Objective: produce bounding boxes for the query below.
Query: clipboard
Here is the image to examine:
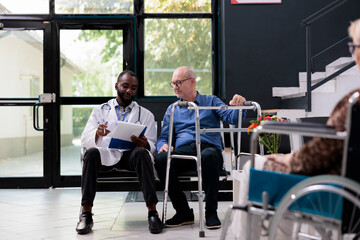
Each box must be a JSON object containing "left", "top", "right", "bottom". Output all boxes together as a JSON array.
[{"left": 108, "top": 121, "right": 147, "bottom": 150}]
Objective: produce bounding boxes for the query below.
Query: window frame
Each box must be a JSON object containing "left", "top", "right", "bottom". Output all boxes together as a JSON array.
[
  {"left": 135, "top": 0, "right": 220, "bottom": 98},
  {"left": 0, "top": 0, "right": 220, "bottom": 188}
]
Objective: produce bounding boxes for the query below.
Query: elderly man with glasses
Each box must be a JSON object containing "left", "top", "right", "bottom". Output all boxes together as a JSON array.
[{"left": 154, "top": 66, "right": 246, "bottom": 229}]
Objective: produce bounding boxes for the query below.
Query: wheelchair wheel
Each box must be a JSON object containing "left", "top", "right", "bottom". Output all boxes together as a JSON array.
[{"left": 268, "top": 175, "right": 360, "bottom": 240}]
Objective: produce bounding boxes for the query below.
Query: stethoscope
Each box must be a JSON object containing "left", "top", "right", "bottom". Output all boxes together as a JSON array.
[{"left": 100, "top": 103, "right": 142, "bottom": 124}]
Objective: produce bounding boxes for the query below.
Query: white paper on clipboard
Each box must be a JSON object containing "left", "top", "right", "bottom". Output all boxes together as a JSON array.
[{"left": 108, "top": 121, "right": 147, "bottom": 150}]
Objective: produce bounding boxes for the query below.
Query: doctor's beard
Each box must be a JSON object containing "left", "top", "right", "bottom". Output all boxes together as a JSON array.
[{"left": 117, "top": 89, "right": 134, "bottom": 106}]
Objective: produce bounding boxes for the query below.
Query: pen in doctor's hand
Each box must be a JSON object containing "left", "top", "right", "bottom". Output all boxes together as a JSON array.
[
  {"left": 97, "top": 121, "right": 108, "bottom": 136},
  {"left": 102, "top": 119, "right": 107, "bottom": 134}
]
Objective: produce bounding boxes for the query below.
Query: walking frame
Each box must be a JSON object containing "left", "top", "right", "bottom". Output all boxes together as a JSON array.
[{"left": 161, "top": 100, "right": 262, "bottom": 237}]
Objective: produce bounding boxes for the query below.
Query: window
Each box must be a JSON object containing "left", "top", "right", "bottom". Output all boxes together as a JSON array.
[
  {"left": 55, "top": 0, "right": 133, "bottom": 14},
  {"left": 0, "top": 0, "right": 48, "bottom": 14},
  {"left": 144, "top": 18, "right": 212, "bottom": 96},
  {"left": 60, "top": 105, "right": 94, "bottom": 176},
  {"left": 0, "top": 30, "right": 43, "bottom": 98},
  {"left": 145, "top": 0, "right": 211, "bottom": 13},
  {"left": 0, "top": 0, "right": 218, "bottom": 187},
  {"left": 60, "top": 29, "right": 123, "bottom": 97},
  {"left": 143, "top": 0, "right": 213, "bottom": 96}
]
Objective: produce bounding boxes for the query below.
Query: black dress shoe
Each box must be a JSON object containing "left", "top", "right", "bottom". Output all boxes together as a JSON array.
[
  {"left": 165, "top": 208, "right": 194, "bottom": 227},
  {"left": 76, "top": 212, "right": 94, "bottom": 234},
  {"left": 148, "top": 211, "right": 163, "bottom": 234},
  {"left": 205, "top": 211, "right": 221, "bottom": 229}
]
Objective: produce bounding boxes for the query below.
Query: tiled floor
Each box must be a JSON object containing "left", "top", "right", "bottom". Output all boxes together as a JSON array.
[{"left": 0, "top": 188, "right": 235, "bottom": 240}]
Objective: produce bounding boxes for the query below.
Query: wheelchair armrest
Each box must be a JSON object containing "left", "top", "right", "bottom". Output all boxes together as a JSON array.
[
  {"left": 250, "top": 121, "right": 346, "bottom": 167},
  {"left": 260, "top": 121, "right": 337, "bottom": 136}
]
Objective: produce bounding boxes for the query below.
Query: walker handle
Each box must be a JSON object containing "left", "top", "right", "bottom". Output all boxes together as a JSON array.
[
  {"left": 177, "top": 101, "right": 189, "bottom": 107},
  {"left": 243, "top": 101, "right": 253, "bottom": 106}
]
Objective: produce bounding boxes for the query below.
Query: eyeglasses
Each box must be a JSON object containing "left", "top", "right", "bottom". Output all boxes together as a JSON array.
[
  {"left": 348, "top": 42, "right": 360, "bottom": 55},
  {"left": 169, "top": 77, "right": 192, "bottom": 88}
]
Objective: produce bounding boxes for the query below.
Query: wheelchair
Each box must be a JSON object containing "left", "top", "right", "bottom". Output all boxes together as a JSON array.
[{"left": 220, "top": 92, "right": 360, "bottom": 240}]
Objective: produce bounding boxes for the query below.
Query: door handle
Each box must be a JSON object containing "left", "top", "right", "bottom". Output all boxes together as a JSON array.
[
  {"left": 33, "top": 103, "right": 46, "bottom": 131},
  {"left": 32, "top": 93, "right": 56, "bottom": 131}
]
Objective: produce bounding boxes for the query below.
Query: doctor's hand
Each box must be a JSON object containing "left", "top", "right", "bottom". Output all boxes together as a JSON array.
[
  {"left": 131, "top": 135, "right": 150, "bottom": 150},
  {"left": 229, "top": 94, "right": 246, "bottom": 106},
  {"left": 158, "top": 144, "right": 174, "bottom": 153},
  {"left": 97, "top": 123, "right": 110, "bottom": 137}
]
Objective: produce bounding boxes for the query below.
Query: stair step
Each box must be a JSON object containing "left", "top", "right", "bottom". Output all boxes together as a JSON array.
[
  {"left": 327, "top": 57, "right": 353, "bottom": 67},
  {"left": 298, "top": 72, "right": 326, "bottom": 82},
  {"left": 280, "top": 92, "right": 305, "bottom": 100},
  {"left": 272, "top": 87, "right": 300, "bottom": 97},
  {"left": 326, "top": 57, "right": 357, "bottom": 75},
  {"left": 273, "top": 56, "right": 359, "bottom": 115},
  {"left": 299, "top": 77, "right": 335, "bottom": 93}
]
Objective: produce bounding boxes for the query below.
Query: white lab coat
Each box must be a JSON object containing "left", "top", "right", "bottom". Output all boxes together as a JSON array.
[{"left": 81, "top": 99, "right": 157, "bottom": 166}]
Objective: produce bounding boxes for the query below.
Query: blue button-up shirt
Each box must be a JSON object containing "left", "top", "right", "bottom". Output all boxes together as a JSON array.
[{"left": 156, "top": 92, "right": 247, "bottom": 152}]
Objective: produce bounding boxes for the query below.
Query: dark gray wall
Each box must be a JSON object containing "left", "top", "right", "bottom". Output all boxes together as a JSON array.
[{"left": 223, "top": 0, "right": 360, "bottom": 109}]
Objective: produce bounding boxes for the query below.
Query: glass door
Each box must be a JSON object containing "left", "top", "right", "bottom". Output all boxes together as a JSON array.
[
  {"left": 0, "top": 21, "right": 53, "bottom": 187},
  {"left": 54, "top": 19, "right": 134, "bottom": 187}
]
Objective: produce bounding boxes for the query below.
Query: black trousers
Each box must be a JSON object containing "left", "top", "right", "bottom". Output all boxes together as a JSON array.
[
  {"left": 154, "top": 142, "right": 223, "bottom": 214},
  {"left": 81, "top": 147, "right": 158, "bottom": 207}
]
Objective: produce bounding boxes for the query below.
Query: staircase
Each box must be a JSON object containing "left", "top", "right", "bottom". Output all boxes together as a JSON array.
[
  {"left": 273, "top": 57, "right": 360, "bottom": 120},
  {"left": 271, "top": 0, "right": 359, "bottom": 120}
]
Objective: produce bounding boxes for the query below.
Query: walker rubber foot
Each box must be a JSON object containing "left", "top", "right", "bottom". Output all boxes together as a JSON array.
[{"left": 199, "top": 231, "right": 205, "bottom": 237}]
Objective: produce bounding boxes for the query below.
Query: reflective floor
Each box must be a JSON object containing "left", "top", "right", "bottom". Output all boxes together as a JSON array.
[{"left": 0, "top": 188, "right": 235, "bottom": 240}]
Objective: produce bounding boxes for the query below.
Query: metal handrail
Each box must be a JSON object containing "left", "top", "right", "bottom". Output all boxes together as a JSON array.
[
  {"left": 302, "top": 0, "right": 351, "bottom": 112},
  {"left": 311, "top": 36, "right": 350, "bottom": 61},
  {"left": 302, "top": 0, "right": 349, "bottom": 26},
  {"left": 310, "top": 61, "right": 356, "bottom": 92}
]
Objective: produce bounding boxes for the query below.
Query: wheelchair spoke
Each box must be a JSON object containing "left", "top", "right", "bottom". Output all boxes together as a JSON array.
[
  {"left": 268, "top": 176, "right": 360, "bottom": 240},
  {"left": 293, "top": 200, "right": 301, "bottom": 212},
  {"left": 331, "top": 194, "right": 342, "bottom": 219},
  {"left": 316, "top": 192, "right": 324, "bottom": 216},
  {"left": 349, "top": 204, "right": 360, "bottom": 234},
  {"left": 306, "top": 193, "right": 321, "bottom": 215}
]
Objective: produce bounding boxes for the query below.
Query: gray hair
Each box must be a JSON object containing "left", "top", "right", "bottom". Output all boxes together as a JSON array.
[{"left": 349, "top": 19, "right": 360, "bottom": 45}]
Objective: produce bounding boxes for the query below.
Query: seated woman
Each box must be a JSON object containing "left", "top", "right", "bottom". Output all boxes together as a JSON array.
[{"left": 234, "top": 18, "right": 360, "bottom": 239}]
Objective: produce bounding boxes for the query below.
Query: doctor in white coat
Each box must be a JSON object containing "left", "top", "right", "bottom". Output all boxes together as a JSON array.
[{"left": 76, "top": 70, "right": 162, "bottom": 235}]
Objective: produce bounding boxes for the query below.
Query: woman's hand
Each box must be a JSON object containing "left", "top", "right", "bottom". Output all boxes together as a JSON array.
[{"left": 265, "top": 153, "right": 293, "bottom": 169}]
